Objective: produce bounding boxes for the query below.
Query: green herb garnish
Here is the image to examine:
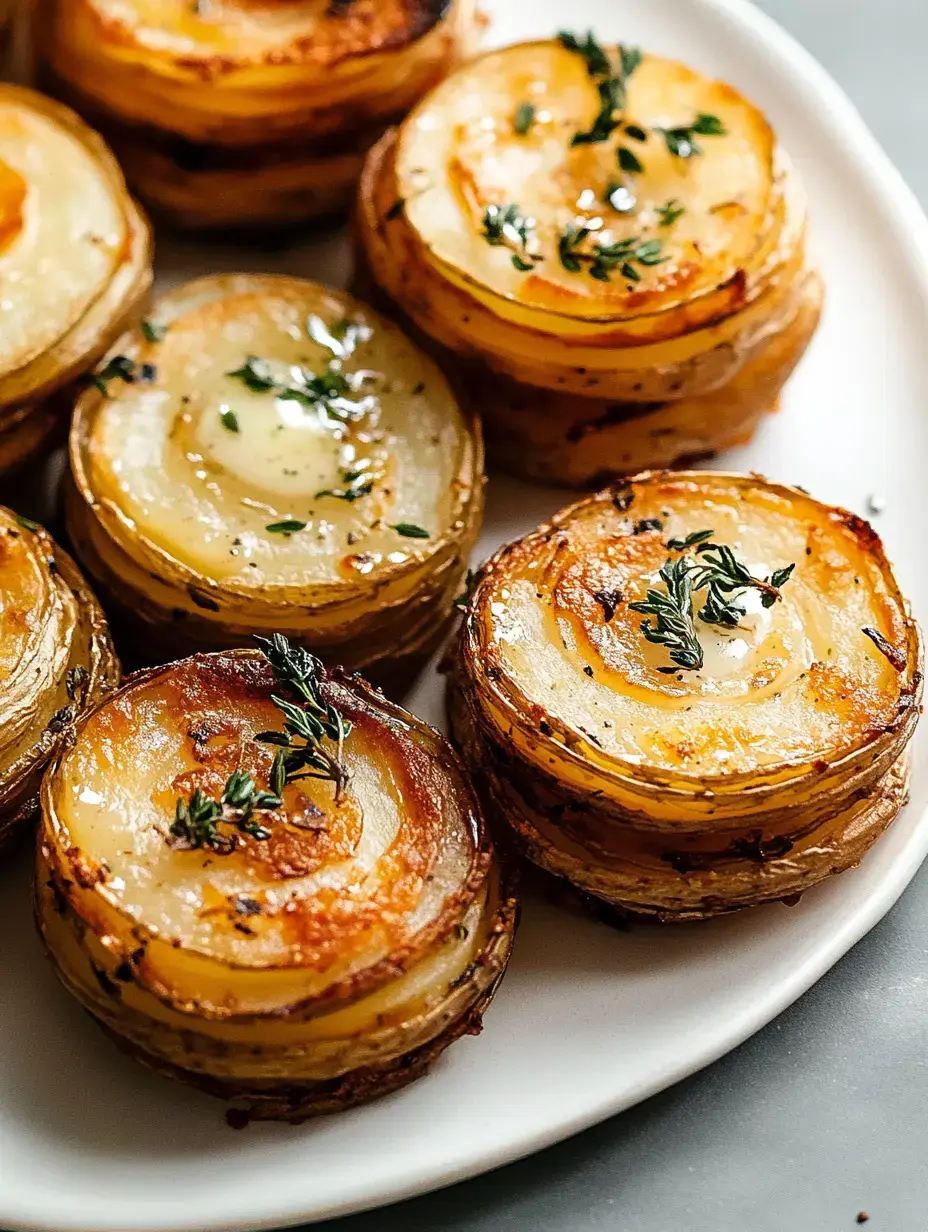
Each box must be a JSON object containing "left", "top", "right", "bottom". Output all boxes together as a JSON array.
[
  {"left": 219, "top": 409, "right": 239, "bottom": 433},
  {"left": 316, "top": 468, "right": 374, "bottom": 503},
  {"left": 558, "top": 224, "right": 665, "bottom": 282},
  {"left": 628, "top": 556, "right": 703, "bottom": 673},
  {"left": 558, "top": 29, "right": 611, "bottom": 77},
  {"left": 141, "top": 320, "right": 167, "bottom": 343},
  {"left": 391, "top": 523, "right": 430, "bottom": 539},
  {"left": 254, "top": 633, "right": 352, "bottom": 801},
  {"left": 454, "top": 568, "right": 478, "bottom": 611},
  {"left": 14, "top": 513, "right": 40, "bottom": 532},
  {"left": 629, "top": 532, "right": 795, "bottom": 670},
  {"left": 91, "top": 355, "right": 137, "bottom": 396},
  {"left": 658, "top": 113, "right": 726, "bottom": 159},
  {"left": 656, "top": 199, "right": 685, "bottom": 227},
  {"left": 481, "top": 204, "right": 541, "bottom": 273},
  {"left": 514, "top": 102, "right": 536, "bottom": 135},
  {"left": 227, "top": 355, "right": 369, "bottom": 425},
  {"left": 265, "top": 520, "right": 307, "bottom": 536},
  {"left": 170, "top": 770, "right": 282, "bottom": 854}
]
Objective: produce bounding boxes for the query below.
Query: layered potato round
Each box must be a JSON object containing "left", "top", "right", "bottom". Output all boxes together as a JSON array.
[
  {"left": 37, "top": 648, "right": 517, "bottom": 1120},
  {"left": 41, "top": 0, "right": 481, "bottom": 230},
  {"left": 356, "top": 37, "right": 823, "bottom": 487},
  {"left": 0, "top": 506, "right": 119, "bottom": 851},
  {"left": 448, "top": 471, "right": 922, "bottom": 921},
  {"left": 0, "top": 86, "right": 152, "bottom": 478},
  {"left": 67, "top": 274, "right": 483, "bottom": 690}
]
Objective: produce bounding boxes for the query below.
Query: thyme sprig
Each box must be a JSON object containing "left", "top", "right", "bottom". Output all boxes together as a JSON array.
[
  {"left": 558, "top": 225, "right": 666, "bottom": 283},
  {"left": 559, "top": 31, "right": 644, "bottom": 176},
  {"left": 689, "top": 542, "right": 794, "bottom": 628},
  {"left": 628, "top": 556, "right": 703, "bottom": 672},
  {"left": 481, "top": 204, "right": 542, "bottom": 272},
  {"left": 657, "top": 113, "right": 727, "bottom": 159},
  {"left": 227, "top": 340, "right": 374, "bottom": 425},
  {"left": 629, "top": 532, "right": 795, "bottom": 671},
  {"left": 170, "top": 769, "right": 282, "bottom": 854},
  {"left": 254, "top": 634, "right": 352, "bottom": 802},
  {"left": 316, "top": 467, "right": 374, "bottom": 503}
]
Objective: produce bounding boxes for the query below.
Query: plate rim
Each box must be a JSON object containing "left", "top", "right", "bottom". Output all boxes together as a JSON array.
[{"left": 4, "top": 0, "right": 928, "bottom": 1228}]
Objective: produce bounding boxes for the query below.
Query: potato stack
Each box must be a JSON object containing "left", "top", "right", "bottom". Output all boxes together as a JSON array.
[
  {"left": 0, "top": 85, "right": 152, "bottom": 477},
  {"left": 356, "top": 37, "right": 823, "bottom": 487},
  {"left": 0, "top": 507, "right": 118, "bottom": 850},
  {"left": 66, "top": 274, "right": 483, "bottom": 690},
  {"left": 40, "top": 0, "right": 481, "bottom": 230},
  {"left": 37, "top": 648, "right": 517, "bottom": 1120},
  {"left": 449, "top": 471, "right": 922, "bottom": 919}
]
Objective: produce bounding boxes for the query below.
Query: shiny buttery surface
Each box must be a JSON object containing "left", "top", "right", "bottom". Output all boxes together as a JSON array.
[
  {"left": 399, "top": 40, "right": 775, "bottom": 318},
  {"left": 480, "top": 474, "right": 908, "bottom": 775},
  {"left": 78, "top": 276, "right": 468, "bottom": 589},
  {"left": 0, "top": 88, "right": 126, "bottom": 374}
]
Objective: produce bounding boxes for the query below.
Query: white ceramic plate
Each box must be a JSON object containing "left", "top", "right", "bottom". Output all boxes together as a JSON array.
[{"left": 3, "top": 0, "right": 928, "bottom": 1228}]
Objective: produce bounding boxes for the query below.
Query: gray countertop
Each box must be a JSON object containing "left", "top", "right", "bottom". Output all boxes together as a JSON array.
[{"left": 307, "top": 4, "right": 928, "bottom": 1231}]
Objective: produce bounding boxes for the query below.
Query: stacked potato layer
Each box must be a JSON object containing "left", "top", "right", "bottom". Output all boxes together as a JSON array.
[
  {"left": 449, "top": 472, "right": 922, "bottom": 919},
  {"left": 0, "top": 507, "right": 118, "bottom": 849},
  {"left": 0, "top": 85, "right": 152, "bottom": 477},
  {"left": 356, "top": 39, "right": 823, "bottom": 487},
  {"left": 41, "top": 0, "right": 480, "bottom": 230},
  {"left": 38, "top": 651, "right": 517, "bottom": 1119},
  {"left": 66, "top": 274, "right": 483, "bottom": 690}
]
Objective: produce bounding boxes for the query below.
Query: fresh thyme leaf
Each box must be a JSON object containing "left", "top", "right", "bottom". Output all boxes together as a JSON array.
[
  {"left": 481, "top": 204, "right": 540, "bottom": 272},
  {"left": 228, "top": 356, "right": 275, "bottom": 393},
  {"left": 391, "top": 522, "right": 430, "bottom": 539},
  {"left": 14, "top": 513, "right": 40, "bottom": 532},
  {"left": 658, "top": 113, "right": 727, "bottom": 159},
  {"left": 629, "top": 555, "right": 703, "bottom": 672},
  {"left": 692, "top": 112, "right": 727, "bottom": 136},
  {"left": 630, "top": 533, "right": 794, "bottom": 669},
  {"left": 266, "top": 520, "right": 307, "bottom": 536},
  {"left": 141, "top": 319, "right": 166, "bottom": 343},
  {"left": 557, "top": 223, "right": 590, "bottom": 273},
  {"left": 227, "top": 353, "right": 370, "bottom": 425},
  {"left": 220, "top": 409, "right": 239, "bottom": 433},
  {"left": 589, "top": 235, "right": 666, "bottom": 283},
  {"left": 316, "top": 468, "right": 374, "bottom": 502},
  {"left": 91, "top": 355, "right": 137, "bottom": 396},
  {"left": 514, "top": 102, "right": 535, "bottom": 135},
  {"left": 255, "top": 633, "right": 352, "bottom": 800},
  {"left": 623, "top": 122, "right": 647, "bottom": 142},
  {"left": 558, "top": 29, "right": 611, "bottom": 77},
  {"left": 571, "top": 76, "right": 626, "bottom": 145},
  {"left": 617, "top": 145, "right": 643, "bottom": 174},
  {"left": 619, "top": 44, "right": 643, "bottom": 78},
  {"left": 667, "top": 528, "right": 714, "bottom": 550},
  {"left": 862, "top": 626, "right": 906, "bottom": 671},
  {"left": 656, "top": 198, "right": 685, "bottom": 227}
]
